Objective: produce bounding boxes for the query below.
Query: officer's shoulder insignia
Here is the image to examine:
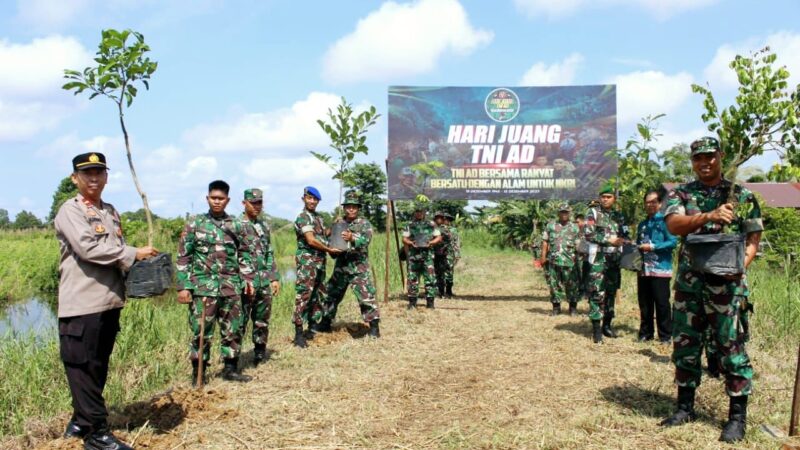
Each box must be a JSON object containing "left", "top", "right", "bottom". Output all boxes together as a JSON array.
[{"left": 95, "top": 224, "right": 106, "bottom": 234}]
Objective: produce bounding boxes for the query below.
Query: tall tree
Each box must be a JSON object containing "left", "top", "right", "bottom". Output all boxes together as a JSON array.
[
  {"left": 13, "top": 210, "right": 43, "bottom": 229},
  {"left": 0, "top": 209, "right": 9, "bottom": 229},
  {"left": 313, "top": 97, "right": 380, "bottom": 208},
  {"left": 48, "top": 176, "right": 78, "bottom": 223},
  {"left": 661, "top": 143, "right": 694, "bottom": 183},
  {"left": 63, "top": 28, "right": 158, "bottom": 245},
  {"left": 343, "top": 162, "right": 387, "bottom": 232}
]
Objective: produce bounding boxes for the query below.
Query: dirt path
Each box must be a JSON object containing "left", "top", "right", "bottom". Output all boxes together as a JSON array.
[{"left": 27, "top": 251, "right": 796, "bottom": 449}]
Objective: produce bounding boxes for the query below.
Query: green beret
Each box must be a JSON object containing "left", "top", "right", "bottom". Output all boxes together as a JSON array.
[{"left": 599, "top": 183, "right": 614, "bottom": 196}]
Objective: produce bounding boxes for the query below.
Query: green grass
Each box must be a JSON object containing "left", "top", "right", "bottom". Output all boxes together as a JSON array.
[{"left": 0, "top": 225, "right": 797, "bottom": 439}]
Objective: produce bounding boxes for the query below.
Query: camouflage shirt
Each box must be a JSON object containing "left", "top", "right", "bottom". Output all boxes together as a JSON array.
[
  {"left": 665, "top": 179, "right": 763, "bottom": 296},
  {"left": 241, "top": 214, "right": 278, "bottom": 288},
  {"left": 434, "top": 224, "right": 453, "bottom": 256},
  {"left": 176, "top": 212, "right": 254, "bottom": 297},
  {"left": 449, "top": 225, "right": 461, "bottom": 260},
  {"left": 403, "top": 219, "right": 441, "bottom": 258},
  {"left": 334, "top": 217, "right": 373, "bottom": 274},
  {"left": 542, "top": 220, "right": 580, "bottom": 267},
  {"left": 294, "top": 209, "right": 327, "bottom": 258},
  {"left": 584, "top": 207, "right": 630, "bottom": 254}
]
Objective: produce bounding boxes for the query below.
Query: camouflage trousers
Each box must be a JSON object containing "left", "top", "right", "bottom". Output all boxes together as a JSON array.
[
  {"left": 407, "top": 252, "right": 436, "bottom": 299},
  {"left": 434, "top": 253, "right": 452, "bottom": 288},
  {"left": 542, "top": 261, "right": 553, "bottom": 301},
  {"left": 322, "top": 266, "right": 380, "bottom": 323},
  {"left": 241, "top": 287, "right": 272, "bottom": 345},
  {"left": 445, "top": 253, "right": 457, "bottom": 283},
  {"left": 587, "top": 253, "right": 621, "bottom": 321},
  {"left": 188, "top": 295, "right": 243, "bottom": 362},
  {"left": 672, "top": 290, "right": 754, "bottom": 396},
  {"left": 547, "top": 262, "right": 579, "bottom": 304},
  {"left": 293, "top": 254, "right": 326, "bottom": 327}
]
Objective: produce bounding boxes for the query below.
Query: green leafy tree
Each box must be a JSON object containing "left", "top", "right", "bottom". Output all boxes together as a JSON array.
[
  {"left": 661, "top": 143, "right": 694, "bottom": 183},
  {"left": 430, "top": 200, "right": 468, "bottom": 222},
  {"left": 121, "top": 208, "right": 161, "bottom": 223},
  {"left": 0, "top": 209, "right": 10, "bottom": 229},
  {"left": 62, "top": 28, "right": 158, "bottom": 245},
  {"left": 692, "top": 47, "right": 800, "bottom": 202},
  {"left": 766, "top": 163, "right": 800, "bottom": 182},
  {"left": 605, "top": 114, "right": 668, "bottom": 225},
  {"left": 13, "top": 210, "right": 43, "bottom": 229},
  {"left": 313, "top": 97, "right": 380, "bottom": 208},
  {"left": 47, "top": 176, "right": 78, "bottom": 223},
  {"left": 343, "top": 162, "right": 387, "bottom": 232}
]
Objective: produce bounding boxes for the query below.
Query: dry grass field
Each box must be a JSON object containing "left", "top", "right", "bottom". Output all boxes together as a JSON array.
[{"left": 8, "top": 248, "right": 799, "bottom": 449}]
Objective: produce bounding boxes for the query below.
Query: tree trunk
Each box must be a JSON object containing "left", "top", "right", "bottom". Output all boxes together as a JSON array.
[{"left": 118, "top": 101, "right": 154, "bottom": 247}]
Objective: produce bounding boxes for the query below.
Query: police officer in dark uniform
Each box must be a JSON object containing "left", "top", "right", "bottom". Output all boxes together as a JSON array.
[{"left": 54, "top": 153, "right": 157, "bottom": 450}]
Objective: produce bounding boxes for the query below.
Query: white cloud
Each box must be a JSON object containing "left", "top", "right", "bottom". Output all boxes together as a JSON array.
[
  {"left": 513, "top": 0, "right": 718, "bottom": 20},
  {"left": 185, "top": 92, "right": 348, "bottom": 153},
  {"left": 519, "top": 53, "right": 583, "bottom": 85},
  {"left": 15, "top": 0, "right": 91, "bottom": 31},
  {"left": 241, "top": 156, "right": 341, "bottom": 218},
  {"left": 181, "top": 156, "right": 218, "bottom": 179},
  {"left": 703, "top": 31, "right": 800, "bottom": 90},
  {"left": 322, "top": 0, "right": 493, "bottom": 84},
  {"left": 0, "top": 35, "right": 92, "bottom": 142},
  {"left": 0, "top": 35, "right": 92, "bottom": 99},
  {"left": 606, "top": 70, "right": 694, "bottom": 125}
]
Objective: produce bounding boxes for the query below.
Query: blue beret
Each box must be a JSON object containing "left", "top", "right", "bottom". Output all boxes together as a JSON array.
[{"left": 304, "top": 186, "right": 321, "bottom": 200}]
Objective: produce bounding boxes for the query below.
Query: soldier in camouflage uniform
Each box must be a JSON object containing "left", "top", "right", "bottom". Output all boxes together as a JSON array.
[
  {"left": 293, "top": 186, "right": 342, "bottom": 348},
  {"left": 574, "top": 213, "right": 590, "bottom": 300},
  {"left": 584, "top": 185, "right": 629, "bottom": 342},
  {"left": 318, "top": 190, "right": 381, "bottom": 337},
  {"left": 239, "top": 188, "right": 280, "bottom": 366},
  {"left": 660, "top": 137, "right": 762, "bottom": 443},
  {"left": 177, "top": 180, "right": 254, "bottom": 383},
  {"left": 539, "top": 203, "right": 581, "bottom": 316},
  {"left": 433, "top": 211, "right": 453, "bottom": 298},
  {"left": 402, "top": 202, "right": 442, "bottom": 309},
  {"left": 444, "top": 212, "right": 461, "bottom": 298}
]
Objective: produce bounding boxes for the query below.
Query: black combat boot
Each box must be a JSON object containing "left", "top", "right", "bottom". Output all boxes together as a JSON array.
[
  {"left": 253, "top": 344, "right": 268, "bottom": 366},
  {"left": 221, "top": 358, "right": 252, "bottom": 382},
  {"left": 719, "top": 396, "right": 748, "bottom": 443},
  {"left": 426, "top": 297, "right": 435, "bottom": 309},
  {"left": 602, "top": 315, "right": 618, "bottom": 338},
  {"left": 191, "top": 360, "right": 208, "bottom": 387},
  {"left": 568, "top": 302, "right": 578, "bottom": 316},
  {"left": 369, "top": 319, "right": 381, "bottom": 338},
  {"left": 407, "top": 296, "right": 417, "bottom": 310},
  {"left": 63, "top": 418, "right": 88, "bottom": 439},
  {"left": 83, "top": 428, "right": 133, "bottom": 450},
  {"left": 592, "top": 320, "right": 603, "bottom": 343},
  {"left": 660, "top": 386, "right": 697, "bottom": 426},
  {"left": 551, "top": 303, "right": 561, "bottom": 316},
  {"left": 445, "top": 281, "right": 454, "bottom": 299},
  {"left": 293, "top": 325, "right": 308, "bottom": 348},
  {"left": 313, "top": 317, "right": 333, "bottom": 333}
]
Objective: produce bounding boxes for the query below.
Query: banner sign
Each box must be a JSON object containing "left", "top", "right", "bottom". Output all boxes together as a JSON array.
[{"left": 387, "top": 85, "right": 617, "bottom": 200}]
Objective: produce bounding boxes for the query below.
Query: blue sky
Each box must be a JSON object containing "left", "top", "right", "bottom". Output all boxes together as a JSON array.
[{"left": 1, "top": 0, "right": 798, "bottom": 221}]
